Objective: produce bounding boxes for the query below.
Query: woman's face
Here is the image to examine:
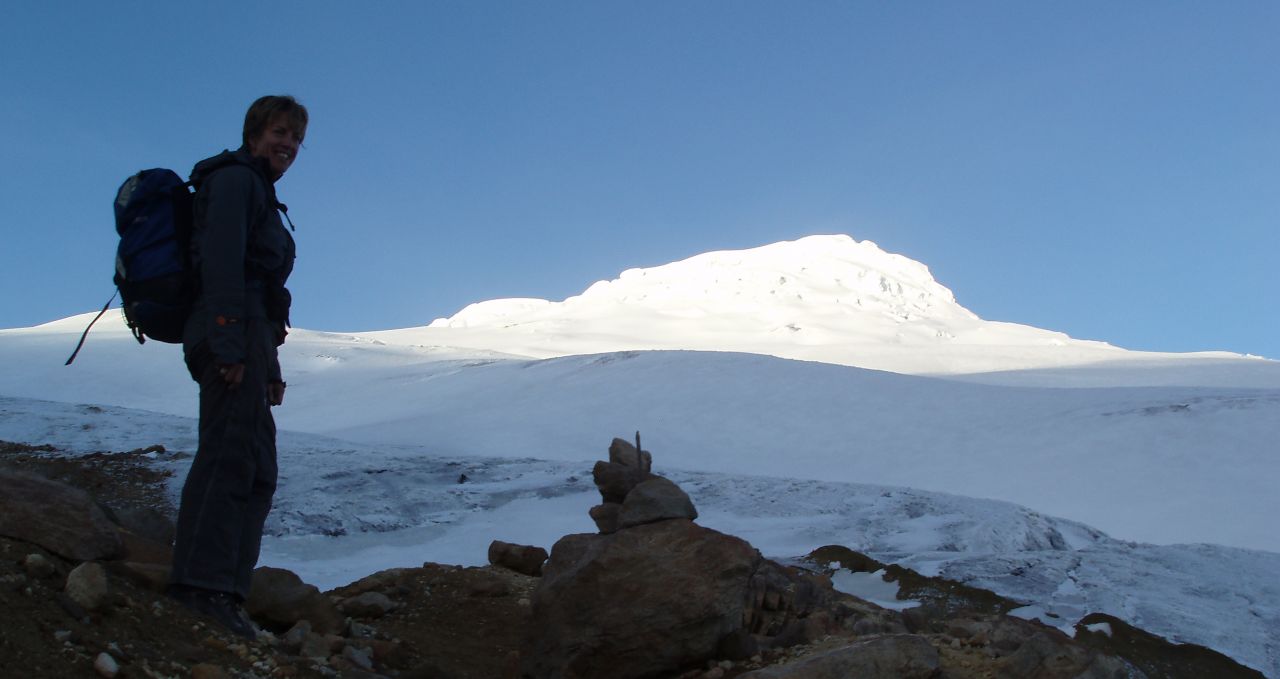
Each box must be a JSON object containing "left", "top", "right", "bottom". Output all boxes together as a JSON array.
[{"left": 248, "top": 114, "right": 303, "bottom": 179}]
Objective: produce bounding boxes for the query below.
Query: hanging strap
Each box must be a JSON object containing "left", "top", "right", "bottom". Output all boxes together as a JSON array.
[
  {"left": 64, "top": 290, "right": 119, "bottom": 366},
  {"left": 278, "top": 202, "right": 296, "bottom": 231}
]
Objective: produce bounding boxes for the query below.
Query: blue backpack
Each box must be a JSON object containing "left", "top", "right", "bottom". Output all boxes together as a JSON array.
[{"left": 65, "top": 168, "right": 196, "bottom": 364}]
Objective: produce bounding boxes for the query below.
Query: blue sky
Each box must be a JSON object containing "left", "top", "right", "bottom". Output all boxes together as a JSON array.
[{"left": 3, "top": 2, "right": 1277, "bottom": 357}]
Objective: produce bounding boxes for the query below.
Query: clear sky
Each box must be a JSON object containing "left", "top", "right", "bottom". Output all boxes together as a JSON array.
[{"left": 3, "top": 2, "right": 1277, "bottom": 358}]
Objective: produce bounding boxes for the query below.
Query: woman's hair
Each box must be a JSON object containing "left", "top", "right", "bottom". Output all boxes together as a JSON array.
[{"left": 242, "top": 95, "right": 308, "bottom": 147}]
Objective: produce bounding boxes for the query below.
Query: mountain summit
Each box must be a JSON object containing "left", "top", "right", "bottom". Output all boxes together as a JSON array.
[
  {"left": 435, "top": 234, "right": 977, "bottom": 330},
  {"left": 394, "top": 234, "right": 1124, "bottom": 374}
]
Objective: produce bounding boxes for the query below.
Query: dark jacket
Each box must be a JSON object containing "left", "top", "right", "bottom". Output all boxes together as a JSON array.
[{"left": 184, "top": 148, "right": 296, "bottom": 381}]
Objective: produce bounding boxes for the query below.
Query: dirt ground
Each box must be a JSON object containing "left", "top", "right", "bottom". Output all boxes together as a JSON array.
[{"left": 0, "top": 441, "right": 537, "bottom": 679}]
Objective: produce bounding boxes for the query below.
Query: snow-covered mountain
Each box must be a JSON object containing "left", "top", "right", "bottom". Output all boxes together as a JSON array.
[
  {"left": 2, "top": 234, "right": 1278, "bottom": 675},
  {"left": 382, "top": 234, "right": 1269, "bottom": 382}
]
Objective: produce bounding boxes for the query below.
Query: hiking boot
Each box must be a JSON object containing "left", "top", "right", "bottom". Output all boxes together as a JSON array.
[{"left": 167, "top": 585, "right": 258, "bottom": 641}]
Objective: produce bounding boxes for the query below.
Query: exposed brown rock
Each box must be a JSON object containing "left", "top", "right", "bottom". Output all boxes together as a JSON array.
[
  {"left": 0, "top": 470, "right": 123, "bottom": 561},
  {"left": 524, "top": 520, "right": 759, "bottom": 679},
  {"left": 65, "top": 561, "right": 111, "bottom": 612},
  {"left": 245, "top": 566, "right": 344, "bottom": 635},
  {"left": 608, "top": 437, "right": 653, "bottom": 472},
  {"left": 617, "top": 476, "right": 698, "bottom": 528},
  {"left": 588, "top": 502, "right": 622, "bottom": 534},
  {"left": 488, "top": 540, "right": 549, "bottom": 577},
  {"left": 592, "top": 460, "right": 653, "bottom": 504}
]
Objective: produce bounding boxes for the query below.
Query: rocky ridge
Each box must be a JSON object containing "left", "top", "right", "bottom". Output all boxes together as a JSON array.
[{"left": 0, "top": 438, "right": 1265, "bottom": 679}]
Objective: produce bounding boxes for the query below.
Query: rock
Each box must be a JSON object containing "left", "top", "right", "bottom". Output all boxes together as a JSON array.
[
  {"left": 592, "top": 461, "right": 652, "bottom": 503},
  {"left": 1075, "top": 612, "right": 1251, "bottom": 679},
  {"left": 107, "top": 561, "right": 169, "bottom": 592},
  {"left": 608, "top": 437, "right": 652, "bottom": 472},
  {"left": 93, "top": 652, "right": 119, "bottom": 678},
  {"left": 65, "top": 561, "right": 111, "bottom": 611},
  {"left": 588, "top": 503, "right": 622, "bottom": 534},
  {"left": 362, "top": 639, "right": 412, "bottom": 669},
  {"left": 488, "top": 540, "right": 549, "bottom": 577},
  {"left": 618, "top": 477, "right": 698, "bottom": 528},
  {"left": 116, "top": 528, "right": 172, "bottom": 566},
  {"left": 524, "top": 519, "right": 760, "bottom": 679},
  {"left": 341, "top": 591, "right": 397, "bottom": 618},
  {"left": 190, "top": 663, "right": 231, "bottom": 679},
  {"left": 342, "top": 568, "right": 413, "bottom": 597},
  {"left": 996, "top": 629, "right": 1110, "bottom": 678},
  {"left": 281, "top": 620, "right": 312, "bottom": 653},
  {"left": 107, "top": 505, "right": 176, "bottom": 545},
  {"left": 718, "top": 629, "right": 760, "bottom": 661},
  {"left": 54, "top": 591, "right": 89, "bottom": 621},
  {"left": 299, "top": 632, "right": 331, "bottom": 659},
  {"left": 737, "top": 634, "right": 940, "bottom": 678},
  {"left": 0, "top": 470, "right": 123, "bottom": 561},
  {"left": 742, "top": 559, "right": 839, "bottom": 640},
  {"left": 343, "top": 644, "right": 375, "bottom": 671},
  {"left": 245, "top": 567, "right": 344, "bottom": 635},
  {"left": 23, "top": 553, "right": 56, "bottom": 579}
]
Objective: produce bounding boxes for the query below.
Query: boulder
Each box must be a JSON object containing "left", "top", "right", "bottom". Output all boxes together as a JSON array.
[
  {"left": 488, "top": 540, "right": 549, "bottom": 577},
  {"left": 524, "top": 519, "right": 760, "bottom": 679},
  {"left": 737, "top": 634, "right": 940, "bottom": 678},
  {"left": 245, "top": 566, "right": 344, "bottom": 634},
  {"left": 617, "top": 477, "right": 698, "bottom": 528},
  {"left": 0, "top": 470, "right": 123, "bottom": 561}
]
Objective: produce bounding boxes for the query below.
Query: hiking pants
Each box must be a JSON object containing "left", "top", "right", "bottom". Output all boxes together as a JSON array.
[{"left": 171, "top": 320, "right": 278, "bottom": 600}]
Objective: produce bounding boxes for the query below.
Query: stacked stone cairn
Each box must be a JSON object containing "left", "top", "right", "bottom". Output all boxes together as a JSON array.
[
  {"left": 588, "top": 436, "right": 697, "bottom": 533},
  {"left": 523, "top": 437, "right": 858, "bottom": 679}
]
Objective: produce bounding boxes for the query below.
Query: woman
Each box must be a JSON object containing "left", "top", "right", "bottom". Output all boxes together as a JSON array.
[{"left": 167, "top": 95, "right": 307, "bottom": 639}]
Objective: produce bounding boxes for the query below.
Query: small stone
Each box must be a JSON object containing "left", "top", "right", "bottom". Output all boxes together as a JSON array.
[
  {"left": 592, "top": 461, "right": 651, "bottom": 503},
  {"left": 589, "top": 503, "right": 622, "bottom": 534},
  {"left": 340, "top": 591, "right": 397, "bottom": 618},
  {"left": 54, "top": 630, "right": 74, "bottom": 643},
  {"left": 343, "top": 645, "right": 375, "bottom": 670},
  {"left": 299, "top": 632, "right": 329, "bottom": 659},
  {"left": 608, "top": 438, "right": 652, "bottom": 472},
  {"left": 703, "top": 668, "right": 725, "bottom": 679},
  {"left": 54, "top": 591, "right": 89, "bottom": 621},
  {"left": 325, "top": 633, "right": 346, "bottom": 653},
  {"left": 190, "top": 663, "right": 231, "bottom": 679},
  {"left": 348, "top": 620, "right": 377, "bottom": 638},
  {"left": 282, "top": 614, "right": 312, "bottom": 648},
  {"left": 65, "top": 561, "right": 111, "bottom": 611},
  {"left": 93, "top": 652, "right": 119, "bottom": 678},
  {"left": 23, "top": 553, "right": 56, "bottom": 578}
]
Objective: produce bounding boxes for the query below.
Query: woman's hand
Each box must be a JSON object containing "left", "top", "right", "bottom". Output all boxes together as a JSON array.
[
  {"left": 268, "top": 381, "right": 286, "bottom": 406},
  {"left": 218, "top": 363, "right": 245, "bottom": 387}
]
